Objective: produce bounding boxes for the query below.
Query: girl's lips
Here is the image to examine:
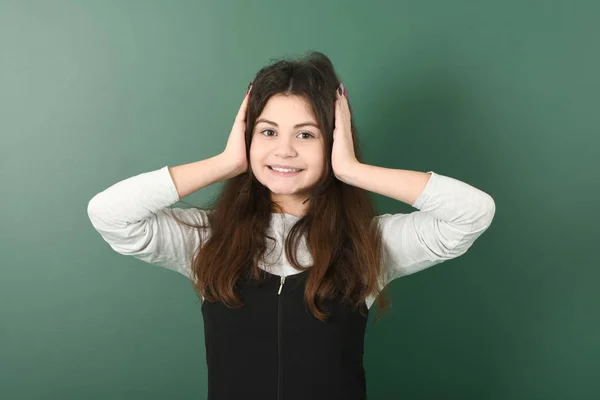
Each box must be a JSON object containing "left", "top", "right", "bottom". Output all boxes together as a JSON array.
[{"left": 268, "top": 166, "right": 303, "bottom": 177}]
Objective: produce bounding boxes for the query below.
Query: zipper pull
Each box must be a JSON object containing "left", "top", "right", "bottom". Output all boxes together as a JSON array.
[{"left": 278, "top": 275, "right": 286, "bottom": 295}]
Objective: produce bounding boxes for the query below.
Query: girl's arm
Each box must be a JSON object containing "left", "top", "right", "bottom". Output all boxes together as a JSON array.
[
  {"left": 340, "top": 164, "right": 496, "bottom": 282},
  {"left": 87, "top": 155, "right": 237, "bottom": 277}
]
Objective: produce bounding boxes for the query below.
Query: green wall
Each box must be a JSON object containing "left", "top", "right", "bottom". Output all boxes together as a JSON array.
[{"left": 1, "top": 1, "right": 598, "bottom": 399}]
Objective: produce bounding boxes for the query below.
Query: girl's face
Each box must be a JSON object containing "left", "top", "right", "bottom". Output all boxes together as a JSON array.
[{"left": 249, "top": 94, "right": 326, "bottom": 216}]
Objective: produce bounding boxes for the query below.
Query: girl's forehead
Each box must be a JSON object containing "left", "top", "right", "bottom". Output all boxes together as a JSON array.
[{"left": 259, "top": 94, "right": 317, "bottom": 121}]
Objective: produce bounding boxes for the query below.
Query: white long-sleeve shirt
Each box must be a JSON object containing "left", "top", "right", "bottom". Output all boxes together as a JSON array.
[{"left": 87, "top": 166, "right": 496, "bottom": 309}]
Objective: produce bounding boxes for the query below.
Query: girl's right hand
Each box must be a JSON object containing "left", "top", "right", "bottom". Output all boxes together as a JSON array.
[{"left": 222, "top": 82, "right": 253, "bottom": 176}]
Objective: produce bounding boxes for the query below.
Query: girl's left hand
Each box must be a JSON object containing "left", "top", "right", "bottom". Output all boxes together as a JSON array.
[{"left": 332, "top": 83, "right": 359, "bottom": 180}]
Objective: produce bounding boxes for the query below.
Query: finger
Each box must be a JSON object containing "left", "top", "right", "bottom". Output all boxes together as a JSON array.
[
  {"left": 335, "top": 85, "right": 342, "bottom": 108},
  {"left": 337, "top": 83, "right": 349, "bottom": 104},
  {"left": 335, "top": 84, "right": 344, "bottom": 105},
  {"left": 236, "top": 83, "right": 252, "bottom": 122},
  {"left": 334, "top": 92, "right": 345, "bottom": 130},
  {"left": 336, "top": 85, "right": 349, "bottom": 118}
]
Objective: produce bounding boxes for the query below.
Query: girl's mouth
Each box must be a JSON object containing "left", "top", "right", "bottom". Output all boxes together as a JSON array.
[{"left": 268, "top": 166, "right": 304, "bottom": 177}]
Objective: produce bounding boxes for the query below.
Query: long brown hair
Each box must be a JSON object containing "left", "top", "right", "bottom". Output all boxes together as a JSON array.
[{"left": 171, "top": 51, "right": 391, "bottom": 323}]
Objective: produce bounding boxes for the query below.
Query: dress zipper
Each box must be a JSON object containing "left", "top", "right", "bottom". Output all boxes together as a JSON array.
[
  {"left": 277, "top": 275, "right": 286, "bottom": 400},
  {"left": 278, "top": 275, "right": 286, "bottom": 295}
]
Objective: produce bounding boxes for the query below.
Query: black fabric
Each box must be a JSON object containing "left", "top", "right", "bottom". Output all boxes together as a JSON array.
[{"left": 201, "top": 266, "right": 369, "bottom": 400}]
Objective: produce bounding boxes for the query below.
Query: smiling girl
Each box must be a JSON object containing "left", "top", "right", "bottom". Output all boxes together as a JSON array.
[{"left": 88, "top": 51, "right": 495, "bottom": 400}]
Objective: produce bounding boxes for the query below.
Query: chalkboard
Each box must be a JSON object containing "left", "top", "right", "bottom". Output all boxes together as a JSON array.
[{"left": 1, "top": 1, "right": 597, "bottom": 399}]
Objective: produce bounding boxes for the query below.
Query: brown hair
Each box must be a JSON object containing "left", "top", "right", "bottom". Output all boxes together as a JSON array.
[{"left": 171, "top": 50, "right": 391, "bottom": 323}]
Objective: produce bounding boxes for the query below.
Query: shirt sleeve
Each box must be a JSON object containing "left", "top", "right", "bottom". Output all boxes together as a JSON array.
[
  {"left": 86, "top": 165, "right": 210, "bottom": 280},
  {"left": 374, "top": 171, "right": 496, "bottom": 284}
]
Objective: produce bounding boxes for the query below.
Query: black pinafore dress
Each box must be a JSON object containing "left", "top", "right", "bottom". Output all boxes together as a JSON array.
[{"left": 201, "top": 264, "right": 369, "bottom": 400}]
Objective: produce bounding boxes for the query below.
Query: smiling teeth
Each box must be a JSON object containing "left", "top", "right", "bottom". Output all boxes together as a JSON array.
[{"left": 271, "top": 167, "right": 301, "bottom": 172}]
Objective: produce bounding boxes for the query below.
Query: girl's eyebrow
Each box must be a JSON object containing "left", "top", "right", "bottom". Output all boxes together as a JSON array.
[{"left": 256, "top": 118, "right": 320, "bottom": 129}]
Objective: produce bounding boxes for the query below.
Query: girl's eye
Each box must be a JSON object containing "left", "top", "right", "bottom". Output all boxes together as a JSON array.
[
  {"left": 297, "top": 132, "right": 314, "bottom": 139},
  {"left": 261, "top": 129, "right": 314, "bottom": 139}
]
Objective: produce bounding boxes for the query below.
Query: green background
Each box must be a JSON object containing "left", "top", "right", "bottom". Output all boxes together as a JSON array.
[{"left": 1, "top": 0, "right": 598, "bottom": 399}]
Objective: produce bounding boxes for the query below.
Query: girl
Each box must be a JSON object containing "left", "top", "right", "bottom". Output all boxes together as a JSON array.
[{"left": 87, "top": 51, "right": 495, "bottom": 400}]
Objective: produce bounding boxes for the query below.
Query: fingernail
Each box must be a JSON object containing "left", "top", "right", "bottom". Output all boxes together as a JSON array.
[
  {"left": 247, "top": 81, "right": 253, "bottom": 94},
  {"left": 343, "top": 86, "right": 348, "bottom": 97}
]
